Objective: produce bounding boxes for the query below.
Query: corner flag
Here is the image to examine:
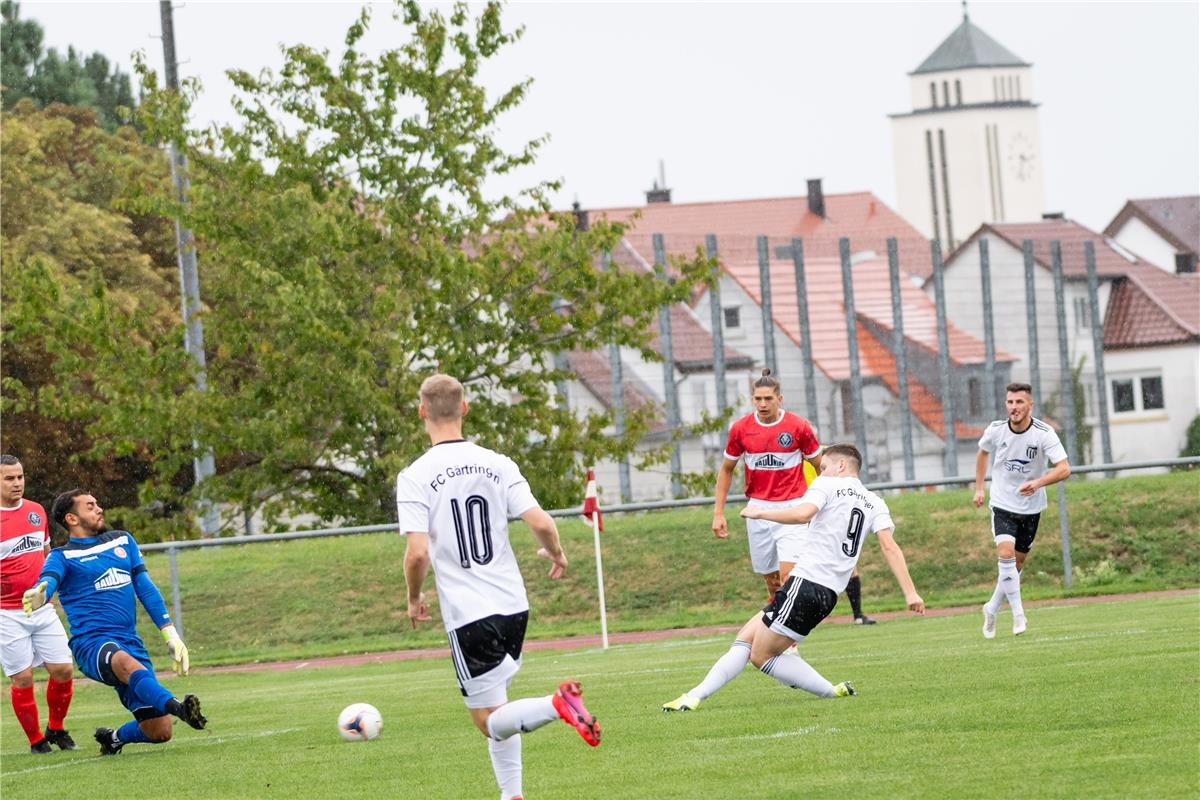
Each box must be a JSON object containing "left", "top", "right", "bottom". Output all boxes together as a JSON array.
[{"left": 581, "top": 469, "right": 604, "bottom": 532}]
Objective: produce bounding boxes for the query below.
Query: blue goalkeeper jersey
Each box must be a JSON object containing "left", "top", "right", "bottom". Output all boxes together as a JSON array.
[{"left": 38, "top": 530, "right": 171, "bottom": 642}]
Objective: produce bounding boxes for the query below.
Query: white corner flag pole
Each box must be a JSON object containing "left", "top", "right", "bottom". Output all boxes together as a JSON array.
[{"left": 591, "top": 509, "right": 609, "bottom": 650}]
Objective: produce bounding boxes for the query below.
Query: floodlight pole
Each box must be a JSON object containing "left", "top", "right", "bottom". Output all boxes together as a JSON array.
[{"left": 160, "top": 1, "right": 218, "bottom": 536}]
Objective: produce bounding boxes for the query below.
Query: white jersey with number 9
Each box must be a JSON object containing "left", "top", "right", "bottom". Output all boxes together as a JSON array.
[
  {"left": 396, "top": 440, "right": 540, "bottom": 631},
  {"left": 789, "top": 475, "right": 894, "bottom": 593}
]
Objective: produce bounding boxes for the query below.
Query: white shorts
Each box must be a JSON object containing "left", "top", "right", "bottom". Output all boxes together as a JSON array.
[
  {"left": 744, "top": 498, "right": 810, "bottom": 574},
  {"left": 0, "top": 605, "right": 72, "bottom": 676}
]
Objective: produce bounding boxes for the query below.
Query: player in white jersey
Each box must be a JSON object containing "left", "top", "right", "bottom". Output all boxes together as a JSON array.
[
  {"left": 974, "top": 382, "right": 1071, "bottom": 638},
  {"left": 398, "top": 374, "right": 600, "bottom": 800},
  {"left": 662, "top": 444, "right": 924, "bottom": 711}
]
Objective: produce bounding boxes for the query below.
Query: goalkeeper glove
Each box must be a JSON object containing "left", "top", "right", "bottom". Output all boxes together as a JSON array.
[
  {"left": 22, "top": 582, "right": 48, "bottom": 617},
  {"left": 161, "top": 624, "right": 190, "bottom": 676}
]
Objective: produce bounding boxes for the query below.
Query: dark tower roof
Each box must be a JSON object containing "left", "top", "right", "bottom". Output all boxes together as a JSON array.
[{"left": 912, "top": 18, "right": 1028, "bottom": 75}]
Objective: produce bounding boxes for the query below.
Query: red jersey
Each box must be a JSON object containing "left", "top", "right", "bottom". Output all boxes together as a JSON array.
[
  {"left": 725, "top": 411, "right": 820, "bottom": 501},
  {"left": 0, "top": 499, "right": 50, "bottom": 610}
]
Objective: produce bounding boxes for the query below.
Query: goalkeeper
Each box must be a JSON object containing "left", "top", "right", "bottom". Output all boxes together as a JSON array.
[{"left": 22, "top": 490, "right": 206, "bottom": 756}]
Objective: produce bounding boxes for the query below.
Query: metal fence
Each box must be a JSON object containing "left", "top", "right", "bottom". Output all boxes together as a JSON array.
[
  {"left": 590, "top": 230, "right": 1177, "bottom": 502},
  {"left": 146, "top": 456, "right": 1200, "bottom": 637}
]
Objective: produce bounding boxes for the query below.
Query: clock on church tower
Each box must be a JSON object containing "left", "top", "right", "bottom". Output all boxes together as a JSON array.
[{"left": 888, "top": 8, "right": 1045, "bottom": 247}]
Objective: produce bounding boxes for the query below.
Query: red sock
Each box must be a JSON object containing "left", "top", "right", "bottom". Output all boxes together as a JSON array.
[
  {"left": 46, "top": 678, "right": 73, "bottom": 730},
  {"left": 10, "top": 684, "right": 43, "bottom": 745}
]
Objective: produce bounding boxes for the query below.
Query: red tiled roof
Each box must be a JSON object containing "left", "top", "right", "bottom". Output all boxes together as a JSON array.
[
  {"left": 858, "top": 332, "right": 984, "bottom": 439},
  {"left": 1103, "top": 196, "right": 1200, "bottom": 255},
  {"left": 952, "top": 218, "right": 1200, "bottom": 348},
  {"left": 566, "top": 350, "right": 666, "bottom": 434},
  {"left": 713, "top": 248, "right": 1011, "bottom": 382},
  {"left": 587, "top": 191, "right": 933, "bottom": 277}
]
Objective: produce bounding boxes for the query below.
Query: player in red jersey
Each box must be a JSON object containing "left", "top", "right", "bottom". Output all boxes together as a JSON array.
[
  {"left": 0, "top": 455, "right": 76, "bottom": 754},
  {"left": 713, "top": 370, "right": 822, "bottom": 598}
]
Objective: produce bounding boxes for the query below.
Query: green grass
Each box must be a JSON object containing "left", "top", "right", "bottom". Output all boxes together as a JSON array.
[
  {"left": 2, "top": 595, "right": 1197, "bottom": 798},
  {"left": 125, "top": 470, "right": 1199, "bottom": 665}
]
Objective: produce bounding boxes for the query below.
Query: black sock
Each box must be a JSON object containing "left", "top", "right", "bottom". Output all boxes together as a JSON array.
[
  {"left": 846, "top": 575, "right": 864, "bottom": 618},
  {"left": 164, "top": 697, "right": 184, "bottom": 718}
]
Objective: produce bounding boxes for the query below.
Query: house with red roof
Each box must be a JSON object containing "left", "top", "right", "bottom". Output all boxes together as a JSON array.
[
  {"left": 938, "top": 217, "right": 1200, "bottom": 466},
  {"left": 1103, "top": 196, "right": 1199, "bottom": 276},
  {"left": 567, "top": 180, "right": 1007, "bottom": 487}
]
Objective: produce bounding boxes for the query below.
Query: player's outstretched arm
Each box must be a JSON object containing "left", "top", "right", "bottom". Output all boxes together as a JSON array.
[
  {"left": 876, "top": 530, "right": 925, "bottom": 614},
  {"left": 520, "top": 507, "right": 567, "bottom": 579},
  {"left": 740, "top": 503, "right": 818, "bottom": 525},
  {"left": 403, "top": 532, "right": 433, "bottom": 627}
]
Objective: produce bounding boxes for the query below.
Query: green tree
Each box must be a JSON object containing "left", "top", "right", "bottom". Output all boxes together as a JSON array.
[
  {"left": 12, "top": 1, "right": 712, "bottom": 534},
  {"left": 1, "top": 102, "right": 186, "bottom": 526},
  {"left": 1, "top": 1, "right": 136, "bottom": 130}
]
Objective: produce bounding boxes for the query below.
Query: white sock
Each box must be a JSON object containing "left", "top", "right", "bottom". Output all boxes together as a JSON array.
[
  {"left": 761, "top": 652, "right": 835, "bottom": 698},
  {"left": 984, "top": 580, "right": 1006, "bottom": 614},
  {"left": 691, "top": 640, "right": 751, "bottom": 700},
  {"left": 486, "top": 696, "right": 558, "bottom": 741},
  {"left": 487, "top": 734, "right": 522, "bottom": 800},
  {"left": 998, "top": 557, "right": 1024, "bottom": 616}
]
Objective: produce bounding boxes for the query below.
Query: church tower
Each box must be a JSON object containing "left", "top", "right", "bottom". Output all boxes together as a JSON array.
[{"left": 890, "top": 8, "right": 1044, "bottom": 248}]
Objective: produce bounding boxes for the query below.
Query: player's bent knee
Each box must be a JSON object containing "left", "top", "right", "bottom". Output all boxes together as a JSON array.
[
  {"left": 141, "top": 717, "right": 173, "bottom": 743},
  {"left": 46, "top": 663, "right": 73, "bottom": 682},
  {"left": 9, "top": 669, "right": 35, "bottom": 688}
]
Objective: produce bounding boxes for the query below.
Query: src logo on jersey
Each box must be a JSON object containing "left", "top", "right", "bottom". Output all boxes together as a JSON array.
[
  {"left": 1002, "top": 459, "right": 1032, "bottom": 474},
  {"left": 754, "top": 453, "right": 787, "bottom": 469},
  {"left": 93, "top": 568, "right": 132, "bottom": 591},
  {"left": 27, "top": 511, "right": 43, "bottom": 526},
  {"left": 777, "top": 432, "right": 794, "bottom": 448}
]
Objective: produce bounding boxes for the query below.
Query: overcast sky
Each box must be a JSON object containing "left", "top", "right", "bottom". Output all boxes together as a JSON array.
[{"left": 23, "top": 0, "right": 1200, "bottom": 232}]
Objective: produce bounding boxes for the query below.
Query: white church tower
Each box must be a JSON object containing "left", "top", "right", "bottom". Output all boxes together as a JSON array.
[{"left": 890, "top": 7, "right": 1044, "bottom": 248}]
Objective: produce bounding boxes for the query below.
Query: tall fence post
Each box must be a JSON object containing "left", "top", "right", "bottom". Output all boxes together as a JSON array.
[
  {"left": 602, "top": 251, "right": 632, "bottom": 502},
  {"left": 1084, "top": 241, "right": 1114, "bottom": 473},
  {"left": 756, "top": 235, "right": 778, "bottom": 375},
  {"left": 931, "top": 240, "right": 959, "bottom": 477},
  {"left": 707, "top": 235, "right": 728, "bottom": 424},
  {"left": 653, "top": 234, "right": 683, "bottom": 498},
  {"left": 1023, "top": 241, "right": 1042, "bottom": 406},
  {"left": 168, "top": 545, "right": 184, "bottom": 638},
  {"left": 1050, "top": 240, "right": 1076, "bottom": 587},
  {"left": 887, "top": 238, "right": 915, "bottom": 480},
  {"left": 790, "top": 238, "right": 821, "bottom": 433},
  {"left": 839, "top": 238, "right": 869, "bottom": 480},
  {"left": 978, "top": 237, "right": 1000, "bottom": 419}
]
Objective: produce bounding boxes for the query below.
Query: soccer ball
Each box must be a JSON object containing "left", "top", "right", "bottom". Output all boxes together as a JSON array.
[{"left": 337, "top": 703, "right": 383, "bottom": 741}]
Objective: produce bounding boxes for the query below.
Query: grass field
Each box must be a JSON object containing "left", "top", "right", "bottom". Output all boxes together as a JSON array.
[
  {"left": 132, "top": 470, "right": 1200, "bottom": 665},
  {"left": 3, "top": 594, "right": 1196, "bottom": 798}
]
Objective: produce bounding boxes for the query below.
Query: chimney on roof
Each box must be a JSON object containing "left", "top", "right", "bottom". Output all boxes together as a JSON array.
[
  {"left": 645, "top": 159, "right": 672, "bottom": 204},
  {"left": 572, "top": 199, "right": 589, "bottom": 232},
  {"left": 807, "top": 178, "right": 825, "bottom": 218},
  {"left": 1042, "top": 212, "right": 1065, "bottom": 220}
]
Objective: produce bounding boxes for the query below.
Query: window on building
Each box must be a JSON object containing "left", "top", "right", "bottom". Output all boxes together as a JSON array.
[
  {"left": 968, "top": 377, "right": 982, "bottom": 417},
  {"left": 1112, "top": 379, "right": 1135, "bottom": 412},
  {"left": 723, "top": 306, "right": 741, "bottom": 329},
  {"left": 930, "top": 82, "right": 938, "bottom": 108},
  {"left": 1015, "top": 74, "right": 1021, "bottom": 99},
  {"left": 942, "top": 80, "right": 950, "bottom": 106},
  {"left": 1176, "top": 253, "right": 1197, "bottom": 273},
  {"left": 1141, "top": 376, "right": 1164, "bottom": 410},
  {"left": 955, "top": 79, "right": 963, "bottom": 105},
  {"left": 1073, "top": 297, "right": 1091, "bottom": 329},
  {"left": 993, "top": 75, "right": 1000, "bottom": 101},
  {"left": 1111, "top": 373, "right": 1166, "bottom": 414}
]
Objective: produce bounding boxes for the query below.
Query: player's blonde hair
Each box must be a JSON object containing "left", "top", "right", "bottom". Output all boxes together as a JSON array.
[{"left": 420, "top": 374, "right": 465, "bottom": 422}]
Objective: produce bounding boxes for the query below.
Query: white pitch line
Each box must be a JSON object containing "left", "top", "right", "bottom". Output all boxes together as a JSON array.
[{"left": 718, "top": 725, "right": 842, "bottom": 742}]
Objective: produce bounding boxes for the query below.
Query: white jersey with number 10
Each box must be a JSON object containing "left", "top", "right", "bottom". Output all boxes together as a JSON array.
[
  {"left": 790, "top": 475, "right": 895, "bottom": 594},
  {"left": 396, "top": 440, "right": 540, "bottom": 631}
]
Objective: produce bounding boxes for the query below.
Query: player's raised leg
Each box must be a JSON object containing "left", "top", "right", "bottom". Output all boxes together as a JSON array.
[{"left": 662, "top": 614, "right": 759, "bottom": 712}]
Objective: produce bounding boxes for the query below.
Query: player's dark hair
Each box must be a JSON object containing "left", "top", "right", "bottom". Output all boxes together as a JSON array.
[
  {"left": 0, "top": 454, "right": 19, "bottom": 466},
  {"left": 1006, "top": 382, "right": 1033, "bottom": 396},
  {"left": 51, "top": 489, "right": 88, "bottom": 530},
  {"left": 752, "top": 368, "right": 781, "bottom": 394},
  {"left": 823, "top": 443, "right": 862, "bottom": 471}
]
